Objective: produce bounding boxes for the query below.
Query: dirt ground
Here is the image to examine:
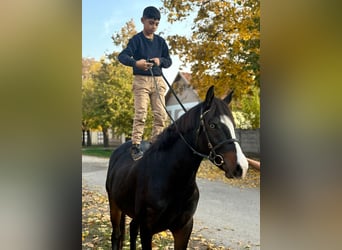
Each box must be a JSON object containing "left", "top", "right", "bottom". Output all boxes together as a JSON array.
[{"left": 82, "top": 156, "right": 260, "bottom": 249}]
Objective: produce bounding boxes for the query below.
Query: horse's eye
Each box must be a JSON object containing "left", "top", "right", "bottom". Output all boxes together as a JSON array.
[{"left": 209, "top": 123, "right": 216, "bottom": 129}]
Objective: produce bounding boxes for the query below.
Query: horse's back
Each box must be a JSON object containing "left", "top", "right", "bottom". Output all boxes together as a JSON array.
[{"left": 106, "top": 140, "right": 151, "bottom": 180}]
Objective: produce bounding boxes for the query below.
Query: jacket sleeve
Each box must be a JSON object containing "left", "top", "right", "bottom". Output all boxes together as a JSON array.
[
  {"left": 159, "top": 40, "right": 172, "bottom": 69},
  {"left": 118, "top": 38, "right": 136, "bottom": 67}
]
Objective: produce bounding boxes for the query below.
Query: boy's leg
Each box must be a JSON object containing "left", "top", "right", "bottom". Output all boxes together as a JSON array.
[
  {"left": 132, "top": 75, "right": 150, "bottom": 145},
  {"left": 150, "top": 76, "right": 167, "bottom": 143}
]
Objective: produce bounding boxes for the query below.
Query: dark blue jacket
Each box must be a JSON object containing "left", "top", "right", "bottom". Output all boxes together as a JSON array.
[{"left": 118, "top": 32, "right": 172, "bottom": 76}]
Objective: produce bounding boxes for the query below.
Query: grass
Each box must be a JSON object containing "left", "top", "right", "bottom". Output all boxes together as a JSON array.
[{"left": 82, "top": 146, "right": 114, "bottom": 158}]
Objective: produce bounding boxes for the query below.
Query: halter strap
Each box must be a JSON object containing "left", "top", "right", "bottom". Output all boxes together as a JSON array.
[{"left": 199, "top": 107, "right": 239, "bottom": 166}]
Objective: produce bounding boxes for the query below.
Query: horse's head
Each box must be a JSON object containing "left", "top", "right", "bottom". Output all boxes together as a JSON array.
[{"left": 197, "top": 86, "right": 249, "bottom": 178}]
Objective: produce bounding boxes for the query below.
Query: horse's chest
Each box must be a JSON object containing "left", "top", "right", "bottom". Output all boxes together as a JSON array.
[
  {"left": 146, "top": 186, "right": 199, "bottom": 219},
  {"left": 145, "top": 194, "right": 199, "bottom": 232}
]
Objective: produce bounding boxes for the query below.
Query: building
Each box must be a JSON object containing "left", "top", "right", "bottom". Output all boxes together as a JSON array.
[{"left": 165, "top": 72, "right": 200, "bottom": 121}]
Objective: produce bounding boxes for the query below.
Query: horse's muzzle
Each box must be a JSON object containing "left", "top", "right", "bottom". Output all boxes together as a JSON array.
[{"left": 221, "top": 151, "right": 247, "bottom": 179}]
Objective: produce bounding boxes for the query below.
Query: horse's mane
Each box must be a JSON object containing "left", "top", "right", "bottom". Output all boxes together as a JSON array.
[
  {"left": 149, "top": 97, "right": 233, "bottom": 152},
  {"left": 150, "top": 102, "right": 203, "bottom": 151}
]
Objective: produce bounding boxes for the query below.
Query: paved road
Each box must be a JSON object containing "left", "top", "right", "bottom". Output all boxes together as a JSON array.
[{"left": 82, "top": 155, "right": 260, "bottom": 249}]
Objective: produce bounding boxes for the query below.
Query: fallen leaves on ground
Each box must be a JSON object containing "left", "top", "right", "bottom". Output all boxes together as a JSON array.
[
  {"left": 82, "top": 185, "right": 235, "bottom": 249},
  {"left": 197, "top": 160, "right": 260, "bottom": 188},
  {"left": 82, "top": 158, "right": 259, "bottom": 249}
]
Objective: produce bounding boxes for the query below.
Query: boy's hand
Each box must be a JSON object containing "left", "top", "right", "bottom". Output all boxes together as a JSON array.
[
  {"left": 135, "top": 59, "right": 154, "bottom": 71},
  {"left": 150, "top": 58, "right": 160, "bottom": 66}
]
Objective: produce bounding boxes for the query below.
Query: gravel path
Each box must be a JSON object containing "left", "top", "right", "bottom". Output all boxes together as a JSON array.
[{"left": 82, "top": 155, "right": 260, "bottom": 249}]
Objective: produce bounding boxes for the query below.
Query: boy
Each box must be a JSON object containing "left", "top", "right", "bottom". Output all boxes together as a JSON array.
[{"left": 118, "top": 6, "right": 172, "bottom": 161}]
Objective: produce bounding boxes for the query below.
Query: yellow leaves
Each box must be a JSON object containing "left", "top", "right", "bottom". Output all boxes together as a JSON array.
[
  {"left": 240, "top": 32, "right": 252, "bottom": 41},
  {"left": 82, "top": 183, "right": 250, "bottom": 249},
  {"left": 197, "top": 160, "right": 260, "bottom": 188},
  {"left": 164, "top": 0, "right": 260, "bottom": 101},
  {"left": 151, "top": 230, "right": 174, "bottom": 249},
  {"left": 83, "top": 241, "right": 94, "bottom": 248},
  {"left": 159, "top": 231, "right": 169, "bottom": 238},
  {"left": 112, "top": 19, "right": 137, "bottom": 49},
  {"left": 189, "top": 230, "right": 228, "bottom": 250},
  {"left": 82, "top": 186, "right": 112, "bottom": 249}
]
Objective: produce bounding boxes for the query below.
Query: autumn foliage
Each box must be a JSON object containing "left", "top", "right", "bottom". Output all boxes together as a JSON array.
[{"left": 162, "top": 0, "right": 260, "bottom": 100}]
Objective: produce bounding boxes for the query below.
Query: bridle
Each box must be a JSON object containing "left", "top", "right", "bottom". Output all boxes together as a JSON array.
[
  {"left": 148, "top": 67, "right": 239, "bottom": 167},
  {"left": 196, "top": 108, "right": 239, "bottom": 167}
]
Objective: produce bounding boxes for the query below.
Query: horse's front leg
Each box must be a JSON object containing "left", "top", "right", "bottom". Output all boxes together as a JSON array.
[
  {"left": 129, "top": 219, "right": 139, "bottom": 250},
  {"left": 171, "top": 217, "right": 194, "bottom": 250},
  {"left": 139, "top": 224, "right": 153, "bottom": 250}
]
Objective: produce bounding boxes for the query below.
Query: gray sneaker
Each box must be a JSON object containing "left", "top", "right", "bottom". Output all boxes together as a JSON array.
[{"left": 131, "top": 144, "right": 143, "bottom": 161}]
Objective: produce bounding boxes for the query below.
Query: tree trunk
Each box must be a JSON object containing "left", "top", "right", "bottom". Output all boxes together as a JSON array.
[
  {"left": 82, "top": 129, "right": 86, "bottom": 146},
  {"left": 86, "top": 130, "right": 92, "bottom": 146},
  {"left": 102, "top": 127, "right": 109, "bottom": 148}
]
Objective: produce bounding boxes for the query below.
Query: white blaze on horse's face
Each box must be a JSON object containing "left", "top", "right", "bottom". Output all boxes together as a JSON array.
[{"left": 220, "top": 115, "right": 249, "bottom": 178}]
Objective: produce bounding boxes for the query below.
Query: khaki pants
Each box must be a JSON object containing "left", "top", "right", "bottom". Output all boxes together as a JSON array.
[{"left": 132, "top": 75, "right": 167, "bottom": 145}]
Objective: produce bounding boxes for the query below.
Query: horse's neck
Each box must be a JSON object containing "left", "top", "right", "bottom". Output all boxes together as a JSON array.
[
  {"left": 169, "top": 139, "right": 203, "bottom": 180},
  {"left": 150, "top": 122, "right": 205, "bottom": 180}
]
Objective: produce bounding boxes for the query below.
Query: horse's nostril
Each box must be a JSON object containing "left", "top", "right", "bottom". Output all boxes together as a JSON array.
[{"left": 235, "top": 165, "right": 243, "bottom": 177}]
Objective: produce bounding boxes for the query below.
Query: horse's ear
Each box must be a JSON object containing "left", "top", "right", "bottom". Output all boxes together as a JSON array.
[
  {"left": 223, "top": 89, "right": 234, "bottom": 105},
  {"left": 203, "top": 85, "right": 215, "bottom": 110}
]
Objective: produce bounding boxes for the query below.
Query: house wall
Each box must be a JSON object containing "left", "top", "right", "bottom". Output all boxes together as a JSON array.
[
  {"left": 84, "top": 129, "right": 115, "bottom": 145},
  {"left": 167, "top": 88, "right": 199, "bottom": 106},
  {"left": 166, "top": 102, "right": 199, "bottom": 121}
]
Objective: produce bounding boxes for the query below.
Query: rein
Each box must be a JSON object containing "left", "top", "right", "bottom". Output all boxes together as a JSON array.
[
  {"left": 149, "top": 67, "right": 238, "bottom": 166},
  {"left": 161, "top": 73, "right": 187, "bottom": 113}
]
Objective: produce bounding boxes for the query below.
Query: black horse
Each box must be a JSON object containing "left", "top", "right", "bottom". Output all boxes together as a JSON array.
[{"left": 105, "top": 86, "right": 249, "bottom": 250}]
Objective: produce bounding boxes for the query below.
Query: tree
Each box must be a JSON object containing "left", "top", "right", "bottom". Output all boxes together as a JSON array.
[
  {"left": 88, "top": 58, "right": 134, "bottom": 147},
  {"left": 82, "top": 56, "right": 133, "bottom": 147},
  {"left": 106, "top": 53, "right": 135, "bottom": 137},
  {"left": 82, "top": 57, "right": 101, "bottom": 146},
  {"left": 82, "top": 78, "right": 94, "bottom": 146},
  {"left": 112, "top": 19, "right": 137, "bottom": 49},
  {"left": 232, "top": 86, "right": 260, "bottom": 129},
  {"left": 162, "top": 0, "right": 260, "bottom": 100}
]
